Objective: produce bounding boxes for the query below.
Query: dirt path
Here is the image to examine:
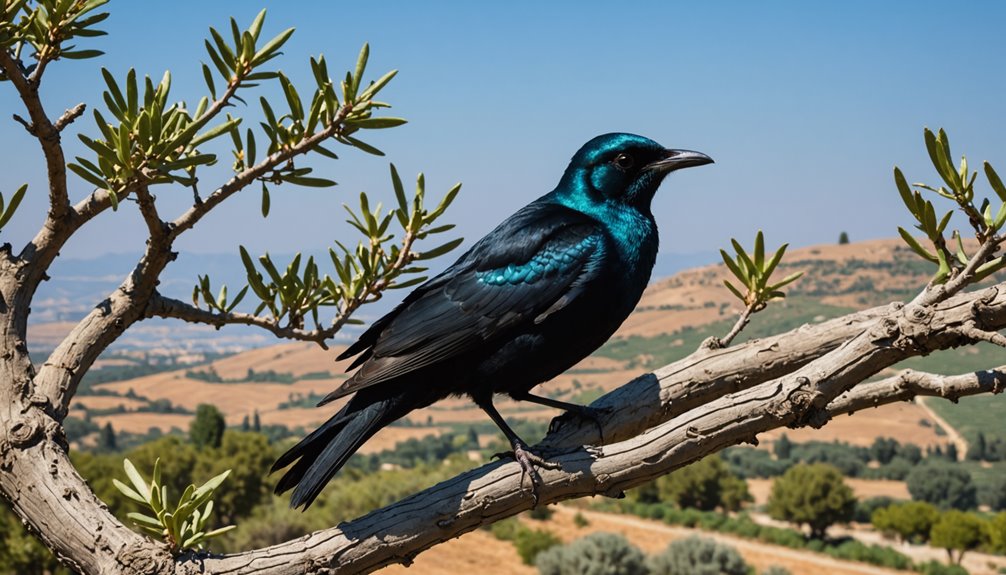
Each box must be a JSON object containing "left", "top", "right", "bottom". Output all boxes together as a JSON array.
[{"left": 916, "top": 397, "right": 968, "bottom": 460}]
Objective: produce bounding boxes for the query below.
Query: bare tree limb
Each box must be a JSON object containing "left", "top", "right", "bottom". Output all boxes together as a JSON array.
[
  {"left": 0, "top": 48, "right": 71, "bottom": 219},
  {"left": 146, "top": 293, "right": 344, "bottom": 346}
]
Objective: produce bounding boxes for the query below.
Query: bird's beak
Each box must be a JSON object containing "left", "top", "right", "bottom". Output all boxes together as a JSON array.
[{"left": 646, "top": 149, "right": 714, "bottom": 173}]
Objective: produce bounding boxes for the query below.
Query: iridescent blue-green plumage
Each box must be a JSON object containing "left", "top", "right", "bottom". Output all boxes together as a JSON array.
[{"left": 273, "top": 133, "right": 713, "bottom": 508}]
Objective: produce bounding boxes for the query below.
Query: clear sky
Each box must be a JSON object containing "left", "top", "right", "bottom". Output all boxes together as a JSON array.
[{"left": 1, "top": 1, "right": 1005, "bottom": 263}]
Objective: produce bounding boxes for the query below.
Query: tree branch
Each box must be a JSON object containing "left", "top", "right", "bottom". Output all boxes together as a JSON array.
[
  {"left": 0, "top": 48, "right": 71, "bottom": 220},
  {"left": 146, "top": 293, "right": 345, "bottom": 346}
]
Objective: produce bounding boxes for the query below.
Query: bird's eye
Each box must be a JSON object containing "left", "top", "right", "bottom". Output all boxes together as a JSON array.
[{"left": 613, "top": 153, "right": 634, "bottom": 170}]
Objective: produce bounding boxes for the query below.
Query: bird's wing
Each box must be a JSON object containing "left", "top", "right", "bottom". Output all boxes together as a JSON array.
[{"left": 322, "top": 201, "right": 604, "bottom": 404}]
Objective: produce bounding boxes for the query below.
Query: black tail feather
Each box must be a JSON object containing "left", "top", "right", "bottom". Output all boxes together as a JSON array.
[{"left": 273, "top": 397, "right": 397, "bottom": 509}]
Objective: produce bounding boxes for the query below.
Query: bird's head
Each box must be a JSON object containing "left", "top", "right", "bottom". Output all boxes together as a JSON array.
[{"left": 558, "top": 133, "right": 713, "bottom": 212}]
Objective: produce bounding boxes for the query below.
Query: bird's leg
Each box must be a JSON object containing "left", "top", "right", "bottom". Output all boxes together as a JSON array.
[
  {"left": 511, "top": 392, "right": 612, "bottom": 441},
  {"left": 478, "top": 397, "right": 558, "bottom": 504}
]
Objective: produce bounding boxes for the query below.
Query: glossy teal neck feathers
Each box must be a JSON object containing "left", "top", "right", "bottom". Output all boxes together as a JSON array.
[{"left": 547, "top": 133, "right": 672, "bottom": 269}]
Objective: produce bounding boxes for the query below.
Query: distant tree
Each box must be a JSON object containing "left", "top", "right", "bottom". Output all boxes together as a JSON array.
[
  {"left": 651, "top": 454, "right": 751, "bottom": 512},
  {"left": 870, "top": 437, "right": 899, "bottom": 464},
  {"left": 773, "top": 434, "right": 793, "bottom": 460},
  {"left": 838, "top": 231, "right": 850, "bottom": 244},
  {"left": 189, "top": 404, "right": 226, "bottom": 450},
  {"left": 252, "top": 410, "right": 262, "bottom": 433},
  {"left": 647, "top": 535, "right": 749, "bottom": 575},
  {"left": 871, "top": 501, "right": 939, "bottom": 543},
  {"left": 966, "top": 432, "right": 987, "bottom": 461},
  {"left": 906, "top": 464, "right": 977, "bottom": 510},
  {"left": 98, "top": 422, "right": 117, "bottom": 451},
  {"left": 901, "top": 443, "right": 923, "bottom": 465},
  {"left": 945, "top": 443, "right": 959, "bottom": 462},
  {"left": 535, "top": 532, "right": 647, "bottom": 575},
  {"left": 241, "top": 415, "right": 250, "bottom": 432},
  {"left": 978, "top": 476, "right": 1006, "bottom": 511},
  {"left": 767, "top": 463, "right": 856, "bottom": 539},
  {"left": 929, "top": 510, "right": 987, "bottom": 565},
  {"left": 987, "top": 512, "right": 1006, "bottom": 554}
]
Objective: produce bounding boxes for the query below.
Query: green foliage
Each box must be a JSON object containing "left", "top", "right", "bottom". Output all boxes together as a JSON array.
[
  {"left": 763, "top": 567, "right": 792, "bottom": 575},
  {"left": 528, "top": 504, "right": 555, "bottom": 521},
  {"left": 189, "top": 403, "right": 226, "bottom": 449},
  {"left": 767, "top": 463, "right": 856, "bottom": 539},
  {"left": 838, "top": 231, "right": 850, "bottom": 245},
  {"left": 906, "top": 463, "right": 977, "bottom": 510},
  {"left": 222, "top": 164, "right": 462, "bottom": 333},
  {"left": 871, "top": 501, "right": 939, "bottom": 543},
  {"left": 573, "top": 511, "right": 590, "bottom": 528},
  {"left": 0, "top": 0, "right": 109, "bottom": 60},
  {"left": 916, "top": 561, "right": 970, "bottom": 575},
  {"left": 535, "top": 532, "right": 647, "bottom": 575},
  {"left": 986, "top": 512, "right": 1006, "bottom": 554},
  {"left": 894, "top": 127, "right": 1006, "bottom": 283},
  {"left": 647, "top": 535, "right": 749, "bottom": 575},
  {"left": 113, "top": 458, "right": 234, "bottom": 553},
  {"left": 929, "top": 510, "right": 987, "bottom": 565},
  {"left": 979, "top": 475, "right": 1006, "bottom": 511},
  {"left": 513, "top": 527, "right": 561, "bottom": 566},
  {"left": 635, "top": 454, "right": 751, "bottom": 512},
  {"left": 720, "top": 230, "right": 802, "bottom": 309},
  {"left": 0, "top": 500, "right": 68, "bottom": 575},
  {"left": 98, "top": 420, "right": 117, "bottom": 451},
  {"left": 773, "top": 433, "right": 792, "bottom": 460}
]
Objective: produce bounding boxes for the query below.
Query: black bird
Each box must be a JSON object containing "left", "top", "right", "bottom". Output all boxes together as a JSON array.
[{"left": 273, "top": 133, "right": 713, "bottom": 508}]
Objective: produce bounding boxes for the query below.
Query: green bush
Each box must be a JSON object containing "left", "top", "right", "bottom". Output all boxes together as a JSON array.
[
  {"left": 906, "top": 463, "right": 977, "bottom": 510},
  {"left": 573, "top": 512, "right": 590, "bottom": 528},
  {"left": 762, "top": 567, "right": 792, "bottom": 575},
  {"left": 767, "top": 463, "right": 856, "bottom": 539},
  {"left": 647, "top": 535, "right": 749, "bottom": 575},
  {"left": 528, "top": 505, "right": 555, "bottom": 521},
  {"left": 822, "top": 539, "right": 912, "bottom": 570},
  {"left": 916, "top": 561, "right": 970, "bottom": 575},
  {"left": 514, "top": 527, "right": 561, "bottom": 565},
  {"left": 536, "top": 532, "right": 647, "bottom": 575},
  {"left": 871, "top": 501, "right": 939, "bottom": 543}
]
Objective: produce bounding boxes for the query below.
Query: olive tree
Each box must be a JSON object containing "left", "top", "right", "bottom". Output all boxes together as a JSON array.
[{"left": 2, "top": 3, "right": 1006, "bottom": 575}]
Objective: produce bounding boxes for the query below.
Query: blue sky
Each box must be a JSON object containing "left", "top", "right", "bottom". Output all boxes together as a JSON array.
[{"left": 1, "top": 1, "right": 1005, "bottom": 264}]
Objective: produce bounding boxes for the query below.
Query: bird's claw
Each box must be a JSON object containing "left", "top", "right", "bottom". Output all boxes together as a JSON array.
[{"left": 492, "top": 440, "right": 559, "bottom": 506}]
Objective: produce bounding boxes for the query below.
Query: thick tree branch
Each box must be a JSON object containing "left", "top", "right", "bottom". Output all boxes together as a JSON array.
[{"left": 828, "top": 366, "right": 1006, "bottom": 414}]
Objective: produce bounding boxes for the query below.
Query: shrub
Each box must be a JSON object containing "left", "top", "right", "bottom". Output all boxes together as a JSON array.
[
  {"left": 573, "top": 512, "right": 590, "bottom": 528},
  {"left": 906, "top": 464, "right": 977, "bottom": 510},
  {"left": 854, "top": 496, "right": 897, "bottom": 523},
  {"left": 647, "top": 535, "right": 749, "bottom": 575},
  {"left": 528, "top": 505, "right": 555, "bottom": 521},
  {"left": 535, "top": 532, "right": 647, "bottom": 575},
  {"left": 871, "top": 501, "right": 939, "bottom": 543},
  {"left": 916, "top": 561, "right": 970, "bottom": 575},
  {"left": 930, "top": 510, "right": 987, "bottom": 565},
  {"left": 762, "top": 567, "right": 792, "bottom": 575},
  {"left": 767, "top": 463, "right": 856, "bottom": 539},
  {"left": 513, "top": 527, "right": 561, "bottom": 565}
]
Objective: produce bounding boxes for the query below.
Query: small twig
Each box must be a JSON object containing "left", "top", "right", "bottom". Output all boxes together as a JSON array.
[
  {"left": 956, "top": 320, "right": 1006, "bottom": 348},
  {"left": 916, "top": 235, "right": 1003, "bottom": 306},
  {"left": 133, "top": 185, "right": 167, "bottom": 241},
  {"left": 53, "top": 102, "right": 86, "bottom": 132},
  {"left": 12, "top": 113, "right": 33, "bottom": 133},
  {"left": 703, "top": 302, "right": 758, "bottom": 350},
  {"left": 146, "top": 293, "right": 339, "bottom": 349}
]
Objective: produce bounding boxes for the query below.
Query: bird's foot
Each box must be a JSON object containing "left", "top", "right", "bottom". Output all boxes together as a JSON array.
[
  {"left": 548, "top": 405, "right": 613, "bottom": 441},
  {"left": 492, "top": 440, "right": 559, "bottom": 505}
]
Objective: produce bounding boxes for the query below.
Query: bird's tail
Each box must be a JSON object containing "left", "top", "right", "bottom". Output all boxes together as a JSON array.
[{"left": 272, "top": 394, "right": 400, "bottom": 509}]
